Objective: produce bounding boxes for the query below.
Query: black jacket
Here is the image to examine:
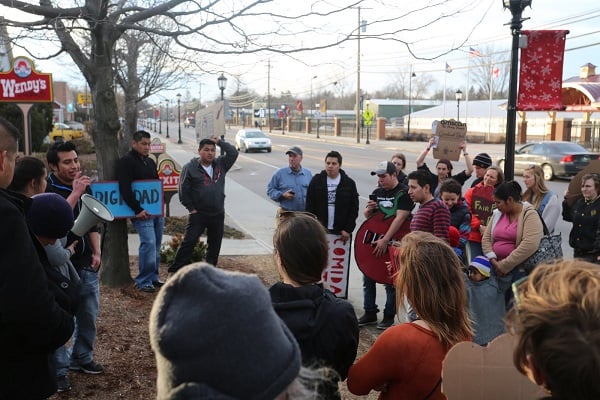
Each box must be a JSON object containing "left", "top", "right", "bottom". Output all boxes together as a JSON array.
[
  {"left": 562, "top": 196, "right": 600, "bottom": 258},
  {"left": 305, "top": 169, "right": 359, "bottom": 234},
  {"left": 46, "top": 173, "right": 98, "bottom": 270},
  {"left": 269, "top": 282, "right": 359, "bottom": 399},
  {"left": 117, "top": 149, "right": 159, "bottom": 215},
  {"left": 0, "top": 188, "right": 74, "bottom": 400}
]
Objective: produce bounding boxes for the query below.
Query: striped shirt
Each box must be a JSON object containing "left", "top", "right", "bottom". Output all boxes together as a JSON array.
[{"left": 410, "top": 199, "right": 451, "bottom": 243}]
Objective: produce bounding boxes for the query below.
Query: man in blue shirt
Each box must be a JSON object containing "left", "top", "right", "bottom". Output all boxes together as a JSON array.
[{"left": 267, "top": 146, "right": 312, "bottom": 215}]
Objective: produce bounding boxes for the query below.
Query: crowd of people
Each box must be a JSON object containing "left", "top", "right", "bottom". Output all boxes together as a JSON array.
[{"left": 1, "top": 116, "right": 598, "bottom": 399}]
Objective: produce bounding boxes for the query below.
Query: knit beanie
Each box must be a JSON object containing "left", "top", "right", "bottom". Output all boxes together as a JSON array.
[
  {"left": 473, "top": 153, "right": 492, "bottom": 169},
  {"left": 149, "top": 263, "right": 302, "bottom": 400},
  {"left": 469, "top": 255, "right": 492, "bottom": 278},
  {"left": 26, "top": 193, "right": 74, "bottom": 239}
]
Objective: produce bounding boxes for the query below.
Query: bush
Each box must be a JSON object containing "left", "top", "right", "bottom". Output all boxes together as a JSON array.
[{"left": 160, "top": 233, "right": 207, "bottom": 265}]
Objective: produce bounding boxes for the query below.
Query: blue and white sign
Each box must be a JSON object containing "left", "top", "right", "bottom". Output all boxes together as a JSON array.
[{"left": 91, "top": 180, "right": 163, "bottom": 219}]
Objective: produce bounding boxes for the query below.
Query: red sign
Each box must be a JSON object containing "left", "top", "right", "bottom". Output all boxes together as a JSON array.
[
  {"left": 154, "top": 108, "right": 159, "bottom": 118},
  {"left": 150, "top": 138, "right": 165, "bottom": 154},
  {"left": 0, "top": 56, "right": 53, "bottom": 103},
  {"left": 157, "top": 159, "right": 180, "bottom": 191}
]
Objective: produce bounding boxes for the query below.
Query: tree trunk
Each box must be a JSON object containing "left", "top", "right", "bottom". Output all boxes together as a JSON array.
[{"left": 89, "top": 60, "right": 133, "bottom": 288}]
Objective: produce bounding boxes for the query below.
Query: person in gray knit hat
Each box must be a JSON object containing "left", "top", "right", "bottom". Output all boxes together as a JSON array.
[{"left": 149, "top": 263, "right": 330, "bottom": 400}]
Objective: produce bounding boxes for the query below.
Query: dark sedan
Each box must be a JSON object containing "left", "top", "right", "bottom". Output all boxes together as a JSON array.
[{"left": 497, "top": 141, "right": 598, "bottom": 181}]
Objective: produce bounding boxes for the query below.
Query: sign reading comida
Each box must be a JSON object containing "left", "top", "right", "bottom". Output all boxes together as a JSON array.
[{"left": 0, "top": 56, "right": 53, "bottom": 102}]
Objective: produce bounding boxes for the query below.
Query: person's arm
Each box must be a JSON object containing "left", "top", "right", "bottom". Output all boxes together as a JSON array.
[
  {"left": 416, "top": 137, "right": 436, "bottom": 167},
  {"left": 304, "top": 175, "right": 318, "bottom": 215},
  {"left": 267, "top": 170, "right": 287, "bottom": 203},
  {"left": 373, "top": 209, "right": 410, "bottom": 257},
  {"left": 44, "top": 238, "right": 75, "bottom": 267},
  {"left": 541, "top": 194, "right": 560, "bottom": 233},
  {"left": 178, "top": 164, "right": 195, "bottom": 212},
  {"left": 218, "top": 138, "right": 239, "bottom": 172},
  {"left": 66, "top": 172, "right": 91, "bottom": 209},
  {"left": 89, "top": 231, "right": 101, "bottom": 271},
  {"left": 461, "top": 142, "right": 474, "bottom": 177},
  {"left": 459, "top": 208, "right": 471, "bottom": 248},
  {"left": 432, "top": 204, "right": 451, "bottom": 242},
  {"left": 344, "top": 179, "right": 360, "bottom": 235}
]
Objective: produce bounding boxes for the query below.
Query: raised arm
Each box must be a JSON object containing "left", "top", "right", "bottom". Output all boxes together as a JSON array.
[{"left": 416, "top": 137, "right": 436, "bottom": 167}]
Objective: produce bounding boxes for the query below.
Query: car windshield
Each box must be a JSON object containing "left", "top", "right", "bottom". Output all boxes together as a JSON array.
[
  {"left": 245, "top": 131, "right": 266, "bottom": 138},
  {"left": 545, "top": 142, "right": 588, "bottom": 154}
]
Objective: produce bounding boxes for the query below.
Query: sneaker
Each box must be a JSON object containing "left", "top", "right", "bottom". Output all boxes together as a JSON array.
[
  {"left": 70, "top": 360, "right": 104, "bottom": 375},
  {"left": 377, "top": 315, "right": 395, "bottom": 330},
  {"left": 56, "top": 375, "right": 71, "bottom": 392},
  {"left": 357, "top": 312, "right": 378, "bottom": 326},
  {"left": 152, "top": 280, "right": 165, "bottom": 288},
  {"left": 136, "top": 284, "right": 155, "bottom": 293}
]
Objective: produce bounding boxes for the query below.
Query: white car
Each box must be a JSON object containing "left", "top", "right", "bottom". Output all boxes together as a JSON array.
[{"left": 235, "top": 129, "right": 272, "bottom": 153}]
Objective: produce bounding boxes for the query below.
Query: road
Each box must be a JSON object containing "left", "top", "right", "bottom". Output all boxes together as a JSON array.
[{"left": 156, "top": 121, "right": 575, "bottom": 314}]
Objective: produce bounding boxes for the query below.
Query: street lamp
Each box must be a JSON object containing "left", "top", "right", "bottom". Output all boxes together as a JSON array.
[
  {"left": 165, "top": 99, "right": 170, "bottom": 138},
  {"left": 218, "top": 73, "right": 227, "bottom": 101},
  {"left": 503, "top": 0, "right": 532, "bottom": 181},
  {"left": 176, "top": 93, "right": 182, "bottom": 144},
  {"left": 159, "top": 103, "right": 162, "bottom": 135},
  {"left": 310, "top": 75, "right": 317, "bottom": 120},
  {"left": 407, "top": 68, "right": 416, "bottom": 136},
  {"left": 455, "top": 89, "right": 463, "bottom": 121}
]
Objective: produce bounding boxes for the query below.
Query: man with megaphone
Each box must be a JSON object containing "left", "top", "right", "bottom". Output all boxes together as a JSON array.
[{"left": 46, "top": 141, "right": 105, "bottom": 376}]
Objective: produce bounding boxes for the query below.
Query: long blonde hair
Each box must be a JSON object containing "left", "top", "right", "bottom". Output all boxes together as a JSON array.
[
  {"left": 521, "top": 165, "right": 549, "bottom": 209},
  {"left": 394, "top": 232, "right": 472, "bottom": 347}
]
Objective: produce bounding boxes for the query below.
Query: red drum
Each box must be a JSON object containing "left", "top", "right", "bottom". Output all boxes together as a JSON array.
[{"left": 354, "top": 212, "right": 410, "bottom": 284}]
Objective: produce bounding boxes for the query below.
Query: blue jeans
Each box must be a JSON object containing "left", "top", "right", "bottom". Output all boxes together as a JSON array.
[
  {"left": 54, "top": 344, "right": 70, "bottom": 377},
  {"left": 168, "top": 212, "right": 224, "bottom": 272},
  {"left": 68, "top": 269, "right": 100, "bottom": 367},
  {"left": 132, "top": 216, "right": 164, "bottom": 287},
  {"left": 362, "top": 274, "right": 396, "bottom": 317}
]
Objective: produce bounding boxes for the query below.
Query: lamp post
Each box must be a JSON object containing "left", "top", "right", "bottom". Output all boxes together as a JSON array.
[
  {"left": 165, "top": 99, "right": 170, "bottom": 138},
  {"left": 455, "top": 89, "right": 463, "bottom": 121},
  {"left": 176, "top": 93, "right": 182, "bottom": 144},
  {"left": 503, "top": 0, "right": 532, "bottom": 181},
  {"left": 218, "top": 73, "right": 227, "bottom": 101},
  {"left": 310, "top": 75, "right": 317, "bottom": 120},
  {"left": 407, "top": 67, "right": 416, "bottom": 136},
  {"left": 159, "top": 103, "right": 162, "bottom": 135},
  {"left": 217, "top": 74, "right": 228, "bottom": 152}
]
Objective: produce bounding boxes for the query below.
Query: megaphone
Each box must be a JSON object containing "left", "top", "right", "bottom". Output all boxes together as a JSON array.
[{"left": 71, "top": 194, "right": 115, "bottom": 237}]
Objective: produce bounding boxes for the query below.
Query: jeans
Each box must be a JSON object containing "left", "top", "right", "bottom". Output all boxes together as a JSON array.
[
  {"left": 132, "top": 216, "right": 164, "bottom": 287},
  {"left": 168, "top": 212, "right": 225, "bottom": 272},
  {"left": 54, "top": 344, "right": 70, "bottom": 377},
  {"left": 362, "top": 274, "right": 396, "bottom": 317},
  {"left": 69, "top": 269, "right": 100, "bottom": 367}
]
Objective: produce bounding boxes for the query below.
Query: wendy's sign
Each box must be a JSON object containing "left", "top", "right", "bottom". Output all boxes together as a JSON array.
[{"left": 0, "top": 56, "right": 53, "bottom": 102}]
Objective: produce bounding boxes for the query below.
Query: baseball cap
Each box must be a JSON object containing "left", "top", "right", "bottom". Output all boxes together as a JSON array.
[
  {"left": 285, "top": 146, "right": 303, "bottom": 156},
  {"left": 370, "top": 161, "right": 396, "bottom": 176}
]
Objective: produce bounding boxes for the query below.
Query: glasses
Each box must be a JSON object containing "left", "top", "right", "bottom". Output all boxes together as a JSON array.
[
  {"left": 511, "top": 275, "right": 529, "bottom": 308},
  {"left": 278, "top": 210, "right": 317, "bottom": 221}
]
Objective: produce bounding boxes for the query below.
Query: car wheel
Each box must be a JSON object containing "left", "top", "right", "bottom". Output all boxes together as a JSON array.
[
  {"left": 542, "top": 164, "right": 554, "bottom": 181},
  {"left": 267, "top": 147, "right": 272, "bottom": 153},
  {"left": 497, "top": 160, "right": 505, "bottom": 172}
]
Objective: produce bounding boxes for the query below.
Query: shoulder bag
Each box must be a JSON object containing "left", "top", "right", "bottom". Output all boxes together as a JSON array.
[{"left": 520, "top": 210, "right": 562, "bottom": 273}]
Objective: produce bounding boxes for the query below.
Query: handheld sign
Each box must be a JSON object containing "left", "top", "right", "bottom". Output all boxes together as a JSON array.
[
  {"left": 471, "top": 185, "right": 494, "bottom": 226},
  {"left": 91, "top": 180, "right": 163, "bottom": 219},
  {"left": 322, "top": 234, "right": 352, "bottom": 299},
  {"left": 431, "top": 119, "right": 467, "bottom": 162}
]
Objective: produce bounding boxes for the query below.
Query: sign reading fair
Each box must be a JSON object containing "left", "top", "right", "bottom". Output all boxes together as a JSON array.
[
  {"left": 91, "top": 180, "right": 163, "bottom": 219},
  {"left": 0, "top": 56, "right": 53, "bottom": 103}
]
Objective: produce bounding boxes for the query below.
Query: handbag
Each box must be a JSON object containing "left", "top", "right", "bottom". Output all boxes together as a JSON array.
[{"left": 521, "top": 211, "right": 562, "bottom": 273}]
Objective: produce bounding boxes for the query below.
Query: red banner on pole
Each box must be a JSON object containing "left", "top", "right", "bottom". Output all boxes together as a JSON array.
[{"left": 517, "top": 30, "right": 569, "bottom": 111}]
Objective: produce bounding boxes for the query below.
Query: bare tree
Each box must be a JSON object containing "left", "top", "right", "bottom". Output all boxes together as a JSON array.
[
  {"left": 0, "top": 0, "right": 474, "bottom": 287},
  {"left": 467, "top": 46, "right": 510, "bottom": 100}
]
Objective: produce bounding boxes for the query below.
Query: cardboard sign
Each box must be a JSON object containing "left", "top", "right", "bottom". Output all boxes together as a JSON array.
[
  {"left": 471, "top": 185, "right": 495, "bottom": 226},
  {"left": 322, "top": 234, "right": 352, "bottom": 299},
  {"left": 431, "top": 119, "right": 467, "bottom": 162},
  {"left": 91, "top": 180, "right": 163, "bottom": 219},
  {"left": 442, "top": 334, "right": 544, "bottom": 400}
]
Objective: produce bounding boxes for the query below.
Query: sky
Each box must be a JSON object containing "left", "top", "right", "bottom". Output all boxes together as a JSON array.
[{"left": 4, "top": 1, "right": 600, "bottom": 106}]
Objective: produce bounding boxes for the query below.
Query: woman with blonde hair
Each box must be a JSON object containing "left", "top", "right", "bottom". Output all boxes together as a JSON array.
[
  {"left": 347, "top": 232, "right": 472, "bottom": 399},
  {"left": 521, "top": 165, "right": 560, "bottom": 233},
  {"left": 506, "top": 260, "right": 600, "bottom": 399}
]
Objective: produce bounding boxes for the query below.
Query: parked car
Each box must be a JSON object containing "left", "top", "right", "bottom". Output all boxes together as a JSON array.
[
  {"left": 235, "top": 129, "right": 272, "bottom": 153},
  {"left": 497, "top": 141, "right": 599, "bottom": 181},
  {"left": 49, "top": 122, "right": 84, "bottom": 142}
]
